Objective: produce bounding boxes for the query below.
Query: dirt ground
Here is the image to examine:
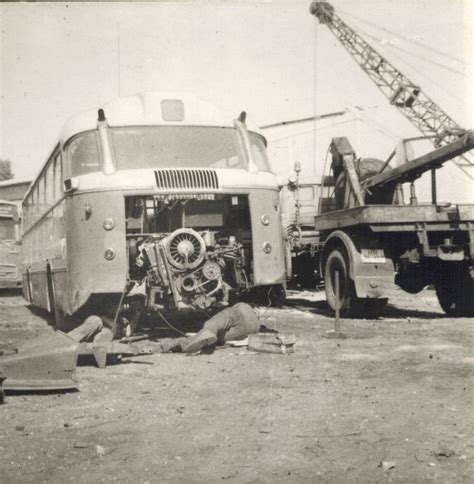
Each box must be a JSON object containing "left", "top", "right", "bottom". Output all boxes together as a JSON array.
[{"left": 0, "top": 287, "right": 473, "bottom": 483}]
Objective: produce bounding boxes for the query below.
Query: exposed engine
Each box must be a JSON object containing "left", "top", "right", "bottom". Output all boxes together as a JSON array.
[{"left": 125, "top": 194, "right": 252, "bottom": 310}]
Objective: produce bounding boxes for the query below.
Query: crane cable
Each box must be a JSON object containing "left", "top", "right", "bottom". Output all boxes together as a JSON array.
[
  {"left": 376, "top": 41, "right": 467, "bottom": 107},
  {"left": 337, "top": 18, "right": 470, "bottom": 107},
  {"left": 337, "top": 10, "right": 474, "bottom": 80},
  {"left": 338, "top": 8, "right": 469, "bottom": 67}
]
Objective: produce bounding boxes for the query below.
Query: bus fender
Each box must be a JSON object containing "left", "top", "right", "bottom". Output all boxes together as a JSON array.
[{"left": 320, "top": 230, "right": 394, "bottom": 299}]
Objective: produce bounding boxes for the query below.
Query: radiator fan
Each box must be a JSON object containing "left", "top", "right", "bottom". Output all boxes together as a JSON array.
[{"left": 165, "top": 228, "right": 206, "bottom": 270}]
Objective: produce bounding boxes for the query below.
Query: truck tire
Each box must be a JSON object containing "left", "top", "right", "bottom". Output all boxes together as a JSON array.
[
  {"left": 325, "top": 248, "right": 359, "bottom": 317},
  {"left": 324, "top": 247, "right": 387, "bottom": 318},
  {"left": 435, "top": 264, "right": 474, "bottom": 317}
]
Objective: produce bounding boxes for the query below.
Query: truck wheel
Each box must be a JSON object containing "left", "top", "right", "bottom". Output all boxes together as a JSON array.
[
  {"left": 435, "top": 265, "right": 474, "bottom": 317},
  {"left": 325, "top": 248, "right": 388, "bottom": 318},
  {"left": 324, "top": 248, "right": 358, "bottom": 317}
]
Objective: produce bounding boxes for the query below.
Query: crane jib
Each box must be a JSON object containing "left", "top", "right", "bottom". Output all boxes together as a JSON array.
[{"left": 309, "top": 1, "right": 474, "bottom": 180}]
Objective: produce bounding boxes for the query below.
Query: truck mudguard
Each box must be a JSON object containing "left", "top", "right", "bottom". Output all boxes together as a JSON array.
[{"left": 320, "top": 230, "right": 395, "bottom": 299}]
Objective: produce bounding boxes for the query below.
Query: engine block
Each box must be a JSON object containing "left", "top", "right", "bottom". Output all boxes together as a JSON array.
[{"left": 129, "top": 228, "right": 246, "bottom": 310}]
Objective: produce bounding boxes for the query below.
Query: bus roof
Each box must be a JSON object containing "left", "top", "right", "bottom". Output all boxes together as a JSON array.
[
  {"left": 24, "top": 92, "right": 265, "bottom": 202},
  {"left": 60, "top": 92, "right": 244, "bottom": 145}
]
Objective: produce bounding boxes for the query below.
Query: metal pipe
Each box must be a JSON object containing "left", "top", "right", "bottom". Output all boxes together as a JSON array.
[
  {"left": 431, "top": 169, "right": 437, "bottom": 205},
  {"left": 97, "top": 109, "right": 116, "bottom": 176},
  {"left": 409, "top": 182, "right": 418, "bottom": 205},
  {"left": 233, "top": 117, "right": 258, "bottom": 173},
  {"left": 335, "top": 270, "right": 340, "bottom": 333}
]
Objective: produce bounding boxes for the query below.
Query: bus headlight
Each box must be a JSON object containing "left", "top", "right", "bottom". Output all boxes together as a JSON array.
[
  {"left": 263, "top": 241, "right": 272, "bottom": 254},
  {"left": 104, "top": 248, "right": 116, "bottom": 260},
  {"left": 260, "top": 214, "right": 270, "bottom": 226},
  {"left": 103, "top": 218, "right": 116, "bottom": 231}
]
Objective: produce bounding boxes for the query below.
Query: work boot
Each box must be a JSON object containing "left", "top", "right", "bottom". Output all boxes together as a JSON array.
[{"left": 181, "top": 330, "right": 217, "bottom": 355}]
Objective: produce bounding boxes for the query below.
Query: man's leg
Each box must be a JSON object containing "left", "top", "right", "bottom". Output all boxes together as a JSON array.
[
  {"left": 202, "top": 307, "right": 233, "bottom": 343},
  {"left": 181, "top": 303, "right": 260, "bottom": 354},
  {"left": 222, "top": 303, "right": 260, "bottom": 342}
]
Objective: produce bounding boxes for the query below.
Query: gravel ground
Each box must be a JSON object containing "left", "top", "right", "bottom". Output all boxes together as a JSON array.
[{"left": 0, "top": 287, "right": 473, "bottom": 483}]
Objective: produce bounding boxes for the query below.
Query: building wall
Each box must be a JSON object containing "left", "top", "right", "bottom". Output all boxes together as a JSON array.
[
  {"left": 264, "top": 110, "right": 473, "bottom": 204},
  {"left": 0, "top": 180, "right": 32, "bottom": 203}
]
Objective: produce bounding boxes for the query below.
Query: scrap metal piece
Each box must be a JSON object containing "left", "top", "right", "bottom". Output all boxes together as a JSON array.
[
  {"left": 78, "top": 341, "right": 155, "bottom": 369},
  {"left": 0, "top": 331, "right": 79, "bottom": 391}
]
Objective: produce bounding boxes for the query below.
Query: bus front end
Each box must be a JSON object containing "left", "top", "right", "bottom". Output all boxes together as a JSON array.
[
  {"left": 57, "top": 94, "right": 285, "bottom": 334},
  {"left": 0, "top": 202, "right": 22, "bottom": 289}
]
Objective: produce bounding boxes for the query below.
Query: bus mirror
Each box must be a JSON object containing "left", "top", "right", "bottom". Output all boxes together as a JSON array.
[
  {"left": 294, "top": 161, "right": 301, "bottom": 174},
  {"left": 288, "top": 175, "right": 297, "bottom": 187}
]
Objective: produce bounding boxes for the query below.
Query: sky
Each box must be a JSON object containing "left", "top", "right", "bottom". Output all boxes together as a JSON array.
[{"left": 0, "top": 0, "right": 473, "bottom": 200}]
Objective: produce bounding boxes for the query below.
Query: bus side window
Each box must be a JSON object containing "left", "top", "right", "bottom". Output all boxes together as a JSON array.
[
  {"left": 67, "top": 132, "right": 100, "bottom": 176},
  {"left": 54, "top": 152, "right": 62, "bottom": 199},
  {"left": 38, "top": 176, "right": 44, "bottom": 211},
  {"left": 32, "top": 185, "right": 38, "bottom": 223},
  {"left": 45, "top": 160, "right": 54, "bottom": 206}
]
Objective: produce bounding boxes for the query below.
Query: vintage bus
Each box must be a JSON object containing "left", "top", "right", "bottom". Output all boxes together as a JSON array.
[
  {"left": 0, "top": 200, "right": 22, "bottom": 289},
  {"left": 22, "top": 92, "right": 286, "bottom": 335}
]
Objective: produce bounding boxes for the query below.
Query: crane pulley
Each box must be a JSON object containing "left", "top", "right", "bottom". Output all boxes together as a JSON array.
[{"left": 309, "top": 1, "right": 474, "bottom": 179}]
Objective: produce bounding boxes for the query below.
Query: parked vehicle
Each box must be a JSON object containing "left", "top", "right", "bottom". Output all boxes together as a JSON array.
[
  {"left": 0, "top": 200, "right": 22, "bottom": 289},
  {"left": 287, "top": 132, "right": 474, "bottom": 317},
  {"left": 21, "top": 92, "right": 286, "bottom": 336}
]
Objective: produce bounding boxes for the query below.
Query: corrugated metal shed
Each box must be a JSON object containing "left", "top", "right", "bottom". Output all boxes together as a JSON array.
[{"left": 0, "top": 178, "right": 32, "bottom": 203}]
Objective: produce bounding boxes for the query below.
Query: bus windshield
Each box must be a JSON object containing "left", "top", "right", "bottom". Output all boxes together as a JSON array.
[
  {"left": 0, "top": 217, "right": 15, "bottom": 240},
  {"left": 68, "top": 126, "right": 272, "bottom": 175}
]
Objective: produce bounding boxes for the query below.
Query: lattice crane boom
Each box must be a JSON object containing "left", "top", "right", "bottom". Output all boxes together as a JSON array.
[{"left": 309, "top": 1, "right": 474, "bottom": 179}]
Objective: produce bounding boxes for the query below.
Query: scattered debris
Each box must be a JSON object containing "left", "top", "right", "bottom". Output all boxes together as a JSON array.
[
  {"left": 434, "top": 446, "right": 455, "bottom": 458},
  {"left": 325, "top": 329, "right": 347, "bottom": 340},
  {"left": 72, "top": 442, "right": 93, "bottom": 449},
  {"left": 379, "top": 461, "right": 396, "bottom": 472},
  {"left": 228, "top": 338, "right": 249, "bottom": 347}
]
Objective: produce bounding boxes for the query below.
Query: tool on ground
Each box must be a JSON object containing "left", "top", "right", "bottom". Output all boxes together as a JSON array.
[
  {"left": 78, "top": 341, "right": 155, "bottom": 368},
  {"left": 326, "top": 270, "right": 347, "bottom": 339}
]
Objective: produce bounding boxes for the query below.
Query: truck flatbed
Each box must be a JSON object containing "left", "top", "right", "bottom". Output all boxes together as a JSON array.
[{"left": 314, "top": 204, "right": 474, "bottom": 233}]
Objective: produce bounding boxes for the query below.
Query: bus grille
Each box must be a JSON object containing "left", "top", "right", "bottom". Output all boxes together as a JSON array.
[
  {"left": 154, "top": 169, "right": 219, "bottom": 190},
  {"left": 0, "top": 264, "right": 17, "bottom": 279}
]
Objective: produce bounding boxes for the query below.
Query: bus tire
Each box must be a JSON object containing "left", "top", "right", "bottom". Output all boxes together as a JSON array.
[
  {"left": 46, "top": 267, "right": 70, "bottom": 329},
  {"left": 324, "top": 248, "right": 387, "bottom": 318},
  {"left": 46, "top": 267, "right": 60, "bottom": 328}
]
